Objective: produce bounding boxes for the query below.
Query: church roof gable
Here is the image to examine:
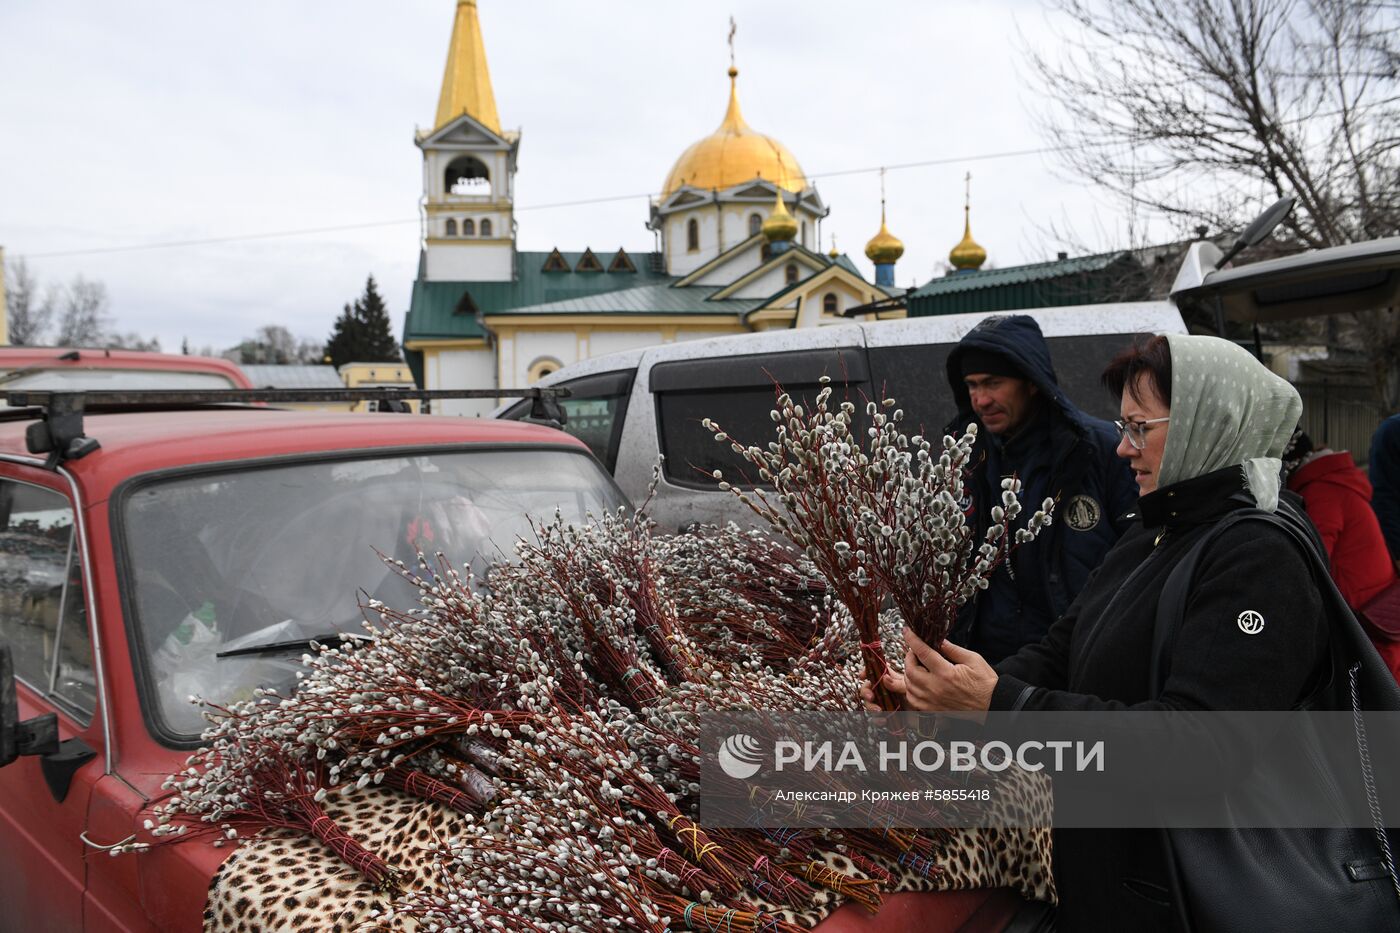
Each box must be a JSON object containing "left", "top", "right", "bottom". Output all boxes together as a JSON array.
[
  {"left": 417, "top": 112, "right": 514, "bottom": 150},
  {"left": 484, "top": 283, "right": 765, "bottom": 316},
  {"left": 404, "top": 250, "right": 675, "bottom": 341}
]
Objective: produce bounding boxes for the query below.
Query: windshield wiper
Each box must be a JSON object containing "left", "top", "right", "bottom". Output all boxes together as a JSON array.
[{"left": 216, "top": 631, "right": 372, "bottom": 659}]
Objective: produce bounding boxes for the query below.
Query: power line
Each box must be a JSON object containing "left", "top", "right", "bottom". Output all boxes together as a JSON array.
[{"left": 18, "top": 144, "right": 1071, "bottom": 261}]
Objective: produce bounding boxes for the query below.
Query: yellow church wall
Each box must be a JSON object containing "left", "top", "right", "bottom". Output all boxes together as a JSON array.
[
  {"left": 485, "top": 317, "right": 748, "bottom": 386},
  {"left": 338, "top": 361, "right": 420, "bottom": 413}
]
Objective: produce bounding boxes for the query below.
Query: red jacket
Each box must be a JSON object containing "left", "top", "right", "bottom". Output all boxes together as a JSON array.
[
  {"left": 1288, "top": 451, "right": 1395, "bottom": 608},
  {"left": 1289, "top": 452, "right": 1400, "bottom": 684}
]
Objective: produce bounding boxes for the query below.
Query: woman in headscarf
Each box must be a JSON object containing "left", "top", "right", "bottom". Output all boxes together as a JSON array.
[{"left": 863, "top": 334, "right": 1334, "bottom": 929}]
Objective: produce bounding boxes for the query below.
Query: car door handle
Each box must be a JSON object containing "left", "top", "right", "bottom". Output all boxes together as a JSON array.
[{"left": 80, "top": 831, "right": 135, "bottom": 851}]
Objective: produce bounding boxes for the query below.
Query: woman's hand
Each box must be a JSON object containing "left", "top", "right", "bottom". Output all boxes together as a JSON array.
[{"left": 900, "top": 627, "right": 997, "bottom": 713}]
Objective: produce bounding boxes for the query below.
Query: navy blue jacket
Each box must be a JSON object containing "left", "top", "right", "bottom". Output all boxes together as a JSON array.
[
  {"left": 1370, "top": 414, "right": 1400, "bottom": 561},
  {"left": 943, "top": 315, "right": 1138, "bottom": 663}
]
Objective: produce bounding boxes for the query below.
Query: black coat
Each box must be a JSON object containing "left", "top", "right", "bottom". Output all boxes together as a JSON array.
[
  {"left": 989, "top": 466, "right": 1330, "bottom": 931},
  {"left": 944, "top": 315, "right": 1138, "bottom": 663}
]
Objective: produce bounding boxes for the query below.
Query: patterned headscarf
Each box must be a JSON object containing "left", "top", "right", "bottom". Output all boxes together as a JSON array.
[{"left": 1156, "top": 334, "right": 1302, "bottom": 512}]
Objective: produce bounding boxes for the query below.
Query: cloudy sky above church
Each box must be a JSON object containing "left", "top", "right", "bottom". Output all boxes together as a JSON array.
[{"left": 0, "top": 1, "right": 1172, "bottom": 352}]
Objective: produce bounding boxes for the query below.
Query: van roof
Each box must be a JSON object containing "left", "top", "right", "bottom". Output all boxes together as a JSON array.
[{"left": 520, "top": 300, "right": 1187, "bottom": 393}]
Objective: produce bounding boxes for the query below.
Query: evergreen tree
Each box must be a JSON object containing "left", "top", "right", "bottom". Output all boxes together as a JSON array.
[{"left": 325, "top": 275, "right": 400, "bottom": 368}]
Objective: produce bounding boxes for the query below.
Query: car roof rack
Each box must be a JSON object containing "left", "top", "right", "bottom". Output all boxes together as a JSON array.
[{"left": 3, "top": 387, "right": 572, "bottom": 471}]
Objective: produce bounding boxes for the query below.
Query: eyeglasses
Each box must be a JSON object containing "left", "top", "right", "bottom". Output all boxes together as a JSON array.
[{"left": 1114, "top": 417, "right": 1170, "bottom": 450}]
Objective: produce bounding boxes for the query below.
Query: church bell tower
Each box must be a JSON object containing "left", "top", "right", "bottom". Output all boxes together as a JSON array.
[{"left": 417, "top": 0, "right": 519, "bottom": 282}]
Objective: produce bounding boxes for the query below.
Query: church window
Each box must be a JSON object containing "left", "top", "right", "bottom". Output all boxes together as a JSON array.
[
  {"left": 823, "top": 292, "right": 839, "bottom": 315},
  {"left": 542, "top": 248, "right": 570, "bottom": 273},
  {"left": 575, "top": 248, "right": 604, "bottom": 272},
  {"left": 608, "top": 248, "right": 637, "bottom": 273},
  {"left": 445, "top": 218, "right": 457, "bottom": 237},
  {"left": 785, "top": 263, "right": 799, "bottom": 285},
  {"left": 802, "top": 221, "right": 808, "bottom": 246},
  {"left": 748, "top": 213, "right": 762, "bottom": 237},
  {"left": 453, "top": 289, "right": 480, "bottom": 316},
  {"left": 686, "top": 218, "right": 699, "bottom": 252},
  {"left": 527, "top": 357, "right": 562, "bottom": 384},
  {"left": 480, "top": 218, "right": 493, "bottom": 237},
  {"left": 760, "top": 243, "right": 772, "bottom": 262},
  {"left": 462, "top": 218, "right": 475, "bottom": 236},
  {"left": 445, "top": 155, "right": 491, "bottom": 196}
]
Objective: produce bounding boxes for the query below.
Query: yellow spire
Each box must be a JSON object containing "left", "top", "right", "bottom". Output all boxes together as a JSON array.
[
  {"left": 762, "top": 188, "right": 798, "bottom": 242},
  {"left": 949, "top": 172, "right": 987, "bottom": 271},
  {"left": 434, "top": 0, "right": 501, "bottom": 134}
]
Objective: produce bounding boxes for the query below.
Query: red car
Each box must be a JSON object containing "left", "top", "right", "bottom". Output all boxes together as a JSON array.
[
  {"left": 0, "top": 392, "right": 1031, "bottom": 931},
  {"left": 0, "top": 348, "right": 252, "bottom": 396}
]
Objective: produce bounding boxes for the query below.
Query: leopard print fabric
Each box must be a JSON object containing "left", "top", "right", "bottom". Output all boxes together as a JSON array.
[{"left": 204, "top": 782, "right": 1054, "bottom": 932}]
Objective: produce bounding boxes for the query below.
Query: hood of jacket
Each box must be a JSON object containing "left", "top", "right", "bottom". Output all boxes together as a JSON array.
[
  {"left": 1288, "top": 450, "right": 1372, "bottom": 500},
  {"left": 944, "top": 314, "right": 1097, "bottom": 436}
]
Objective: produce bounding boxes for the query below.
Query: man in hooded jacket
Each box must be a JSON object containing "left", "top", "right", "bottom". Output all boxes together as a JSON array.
[{"left": 943, "top": 314, "right": 1138, "bottom": 663}]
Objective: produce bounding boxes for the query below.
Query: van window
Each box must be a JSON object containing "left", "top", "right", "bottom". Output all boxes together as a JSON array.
[
  {"left": 867, "top": 333, "right": 1143, "bottom": 438},
  {"left": 500, "top": 369, "right": 635, "bottom": 472},
  {"left": 0, "top": 479, "right": 95, "bottom": 722},
  {"left": 652, "top": 348, "right": 869, "bottom": 489}
]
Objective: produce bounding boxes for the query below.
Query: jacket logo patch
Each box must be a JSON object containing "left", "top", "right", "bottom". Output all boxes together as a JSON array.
[
  {"left": 1237, "top": 610, "right": 1265, "bottom": 635},
  {"left": 1064, "top": 494, "right": 1102, "bottom": 532}
]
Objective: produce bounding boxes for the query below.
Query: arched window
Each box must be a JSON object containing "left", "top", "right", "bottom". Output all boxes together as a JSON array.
[
  {"left": 445, "top": 156, "right": 491, "bottom": 195},
  {"left": 823, "top": 292, "right": 839, "bottom": 315},
  {"left": 462, "top": 218, "right": 475, "bottom": 236},
  {"left": 527, "top": 357, "right": 562, "bottom": 384},
  {"left": 445, "top": 218, "right": 458, "bottom": 237},
  {"left": 748, "top": 213, "right": 762, "bottom": 237},
  {"left": 801, "top": 221, "right": 808, "bottom": 246},
  {"left": 480, "top": 218, "right": 493, "bottom": 237},
  {"left": 686, "top": 218, "right": 700, "bottom": 252},
  {"left": 785, "top": 263, "right": 799, "bottom": 285}
]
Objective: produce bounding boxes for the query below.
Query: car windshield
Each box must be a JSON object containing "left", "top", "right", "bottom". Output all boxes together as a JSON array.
[{"left": 120, "top": 447, "right": 625, "bottom": 738}]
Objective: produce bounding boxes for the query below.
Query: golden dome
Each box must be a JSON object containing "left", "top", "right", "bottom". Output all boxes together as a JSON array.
[
  {"left": 949, "top": 207, "right": 987, "bottom": 271},
  {"left": 864, "top": 205, "right": 904, "bottom": 264},
  {"left": 761, "top": 189, "right": 798, "bottom": 242},
  {"left": 661, "top": 68, "right": 807, "bottom": 197}
]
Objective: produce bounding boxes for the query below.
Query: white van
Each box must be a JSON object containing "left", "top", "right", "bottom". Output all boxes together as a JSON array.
[
  {"left": 498, "top": 302, "right": 1187, "bottom": 532},
  {"left": 499, "top": 232, "right": 1400, "bottom": 532}
]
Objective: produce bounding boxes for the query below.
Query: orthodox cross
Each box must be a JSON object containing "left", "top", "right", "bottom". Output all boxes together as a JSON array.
[{"left": 728, "top": 16, "right": 737, "bottom": 70}]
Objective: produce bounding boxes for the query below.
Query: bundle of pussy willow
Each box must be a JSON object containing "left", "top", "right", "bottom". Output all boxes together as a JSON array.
[{"left": 122, "top": 390, "right": 1052, "bottom": 932}]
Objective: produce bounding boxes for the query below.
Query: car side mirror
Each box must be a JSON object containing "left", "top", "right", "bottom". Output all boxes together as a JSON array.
[{"left": 0, "top": 645, "right": 59, "bottom": 767}]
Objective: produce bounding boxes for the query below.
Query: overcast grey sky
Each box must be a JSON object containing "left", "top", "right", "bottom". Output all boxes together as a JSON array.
[{"left": 0, "top": 1, "right": 1167, "bottom": 353}]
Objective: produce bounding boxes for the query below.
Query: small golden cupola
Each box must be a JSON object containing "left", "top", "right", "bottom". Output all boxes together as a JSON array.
[
  {"left": 864, "top": 170, "right": 904, "bottom": 286},
  {"left": 949, "top": 171, "right": 987, "bottom": 272},
  {"left": 761, "top": 188, "right": 799, "bottom": 249}
]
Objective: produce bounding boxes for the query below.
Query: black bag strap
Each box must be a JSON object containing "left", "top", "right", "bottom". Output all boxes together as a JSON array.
[{"left": 1151, "top": 502, "right": 1400, "bottom": 910}]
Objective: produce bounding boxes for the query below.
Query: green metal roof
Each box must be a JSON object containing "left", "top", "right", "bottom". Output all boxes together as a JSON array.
[
  {"left": 907, "top": 251, "right": 1149, "bottom": 317},
  {"left": 911, "top": 252, "right": 1131, "bottom": 298},
  {"left": 492, "top": 282, "right": 765, "bottom": 316},
  {"left": 403, "top": 250, "right": 674, "bottom": 342},
  {"left": 833, "top": 253, "right": 863, "bottom": 277}
]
